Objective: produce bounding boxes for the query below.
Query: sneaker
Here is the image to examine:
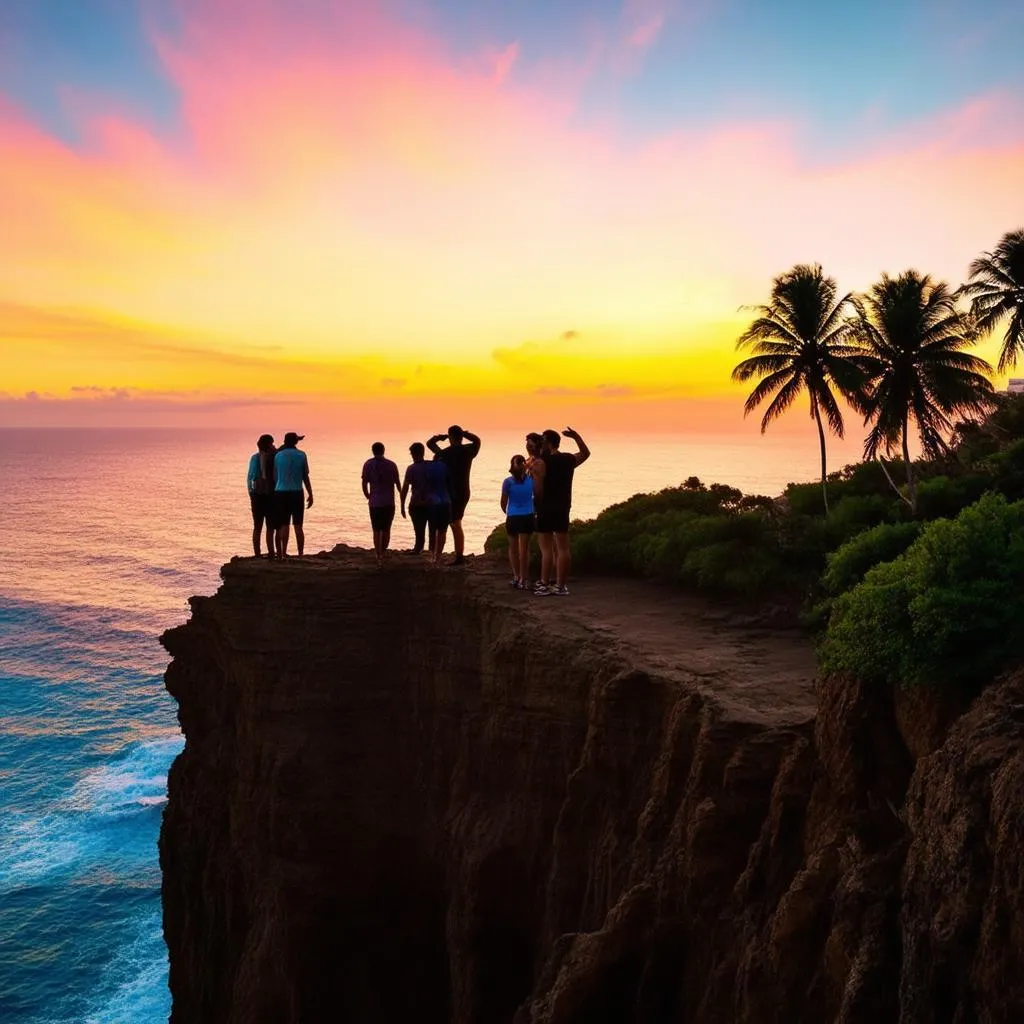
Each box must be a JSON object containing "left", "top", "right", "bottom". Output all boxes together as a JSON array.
[
  {"left": 518, "top": 580, "right": 530, "bottom": 591},
  {"left": 509, "top": 577, "right": 520, "bottom": 589},
  {"left": 552, "top": 584, "right": 570, "bottom": 596},
  {"left": 453, "top": 554, "right": 466, "bottom": 566},
  {"left": 534, "top": 584, "right": 552, "bottom": 596}
]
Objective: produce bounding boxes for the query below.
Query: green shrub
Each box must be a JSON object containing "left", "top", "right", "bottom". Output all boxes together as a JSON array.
[
  {"left": 914, "top": 474, "right": 990, "bottom": 520},
  {"left": 820, "top": 493, "right": 1024, "bottom": 693},
  {"left": 984, "top": 439, "right": 1024, "bottom": 501},
  {"left": 822, "top": 521, "right": 922, "bottom": 596}
]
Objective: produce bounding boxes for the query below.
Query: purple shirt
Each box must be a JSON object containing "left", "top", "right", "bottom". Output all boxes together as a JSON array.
[{"left": 362, "top": 457, "right": 400, "bottom": 507}]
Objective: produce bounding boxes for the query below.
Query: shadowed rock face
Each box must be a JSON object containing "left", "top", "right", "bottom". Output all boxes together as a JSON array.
[{"left": 159, "top": 549, "right": 1024, "bottom": 1023}]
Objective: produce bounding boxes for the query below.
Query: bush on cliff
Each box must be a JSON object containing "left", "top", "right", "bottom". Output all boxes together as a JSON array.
[{"left": 819, "top": 493, "right": 1024, "bottom": 694}]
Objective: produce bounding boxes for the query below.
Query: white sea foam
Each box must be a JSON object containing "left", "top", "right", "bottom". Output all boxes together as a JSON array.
[{"left": 0, "top": 734, "right": 183, "bottom": 889}]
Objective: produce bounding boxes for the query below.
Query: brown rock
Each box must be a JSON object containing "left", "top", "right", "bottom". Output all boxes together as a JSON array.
[{"left": 159, "top": 547, "right": 1024, "bottom": 1023}]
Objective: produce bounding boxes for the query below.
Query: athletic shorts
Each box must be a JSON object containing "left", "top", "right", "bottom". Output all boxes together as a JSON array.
[
  {"left": 450, "top": 491, "right": 469, "bottom": 522},
  {"left": 369, "top": 504, "right": 396, "bottom": 531},
  {"left": 505, "top": 513, "right": 535, "bottom": 536},
  {"left": 535, "top": 504, "right": 570, "bottom": 534},
  {"left": 250, "top": 492, "right": 275, "bottom": 527},
  {"left": 428, "top": 503, "right": 452, "bottom": 531},
  {"left": 275, "top": 490, "right": 305, "bottom": 528}
]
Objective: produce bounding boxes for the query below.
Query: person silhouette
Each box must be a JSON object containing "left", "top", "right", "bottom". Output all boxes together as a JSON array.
[
  {"left": 426, "top": 425, "right": 481, "bottom": 565},
  {"left": 246, "top": 434, "right": 277, "bottom": 558},
  {"left": 274, "top": 432, "right": 313, "bottom": 557},
  {"left": 400, "top": 442, "right": 431, "bottom": 554},
  {"left": 361, "top": 441, "right": 402, "bottom": 567}
]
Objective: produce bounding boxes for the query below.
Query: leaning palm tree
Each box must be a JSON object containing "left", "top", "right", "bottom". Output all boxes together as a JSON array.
[
  {"left": 733, "top": 264, "right": 869, "bottom": 514},
  {"left": 852, "top": 271, "right": 994, "bottom": 512},
  {"left": 961, "top": 228, "right": 1024, "bottom": 372}
]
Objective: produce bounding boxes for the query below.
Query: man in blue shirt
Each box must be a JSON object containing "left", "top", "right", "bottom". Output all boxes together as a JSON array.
[{"left": 274, "top": 432, "right": 313, "bottom": 556}]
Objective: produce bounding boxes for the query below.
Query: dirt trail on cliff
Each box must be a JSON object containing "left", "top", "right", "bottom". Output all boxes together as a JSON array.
[{"left": 249, "top": 546, "right": 817, "bottom": 727}]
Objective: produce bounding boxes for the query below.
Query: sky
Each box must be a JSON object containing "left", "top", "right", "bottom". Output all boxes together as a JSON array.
[{"left": 1, "top": 0, "right": 1022, "bottom": 432}]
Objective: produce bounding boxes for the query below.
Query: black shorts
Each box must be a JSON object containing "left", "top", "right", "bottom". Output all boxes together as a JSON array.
[
  {"left": 250, "top": 492, "right": 275, "bottom": 527},
  {"left": 275, "top": 490, "right": 305, "bottom": 528},
  {"left": 505, "top": 514, "right": 535, "bottom": 536},
  {"left": 428, "top": 503, "right": 452, "bottom": 531},
  {"left": 450, "top": 491, "right": 469, "bottom": 521},
  {"left": 536, "top": 504, "right": 570, "bottom": 534},
  {"left": 369, "top": 505, "right": 396, "bottom": 530}
]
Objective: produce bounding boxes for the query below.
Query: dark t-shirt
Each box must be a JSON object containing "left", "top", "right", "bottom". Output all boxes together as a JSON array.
[
  {"left": 540, "top": 451, "right": 576, "bottom": 509},
  {"left": 425, "top": 460, "right": 451, "bottom": 505},
  {"left": 404, "top": 461, "right": 432, "bottom": 505},
  {"left": 439, "top": 440, "right": 480, "bottom": 497}
]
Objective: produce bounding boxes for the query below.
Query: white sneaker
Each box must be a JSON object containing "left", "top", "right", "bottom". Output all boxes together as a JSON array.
[
  {"left": 534, "top": 584, "right": 552, "bottom": 596},
  {"left": 553, "top": 584, "right": 569, "bottom": 596}
]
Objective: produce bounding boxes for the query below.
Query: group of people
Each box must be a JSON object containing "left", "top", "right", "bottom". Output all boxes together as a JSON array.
[{"left": 246, "top": 424, "right": 590, "bottom": 596}]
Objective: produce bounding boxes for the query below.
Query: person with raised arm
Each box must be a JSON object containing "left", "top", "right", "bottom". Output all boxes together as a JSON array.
[
  {"left": 531, "top": 427, "right": 590, "bottom": 596},
  {"left": 426, "top": 424, "right": 481, "bottom": 565}
]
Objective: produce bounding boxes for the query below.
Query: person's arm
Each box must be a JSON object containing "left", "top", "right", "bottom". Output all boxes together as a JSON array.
[
  {"left": 393, "top": 464, "right": 405, "bottom": 517},
  {"left": 302, "top": 454, "right": 314, "bottom": 507},
  {"left": 464, "top": 429, "right": 481, "bottom": 457},
  {"left": 361, "top": 463, "right": 371, "bottom": 502},
  {"left": 400, "top": 467, "right": 411, "bottom": 515},
  {"left": 531, "top": 458, "right": 546, "bottom": 503},
  {"left": 426, "top": 433, "right": 446, "bottom": 456},
  {"left": 500, "top": 477, "right": 509, "bottom": 514},
  {"left": 564, "top": 427, "right": 590, "bottom": 466},
  {"left": 247, "top": 454, "right": 258, "bottom": 493}
]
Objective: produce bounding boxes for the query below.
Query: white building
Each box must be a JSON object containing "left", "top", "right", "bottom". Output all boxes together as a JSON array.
[{"left": 1007, "top": 379, "right": 1024, "bottom": 394}]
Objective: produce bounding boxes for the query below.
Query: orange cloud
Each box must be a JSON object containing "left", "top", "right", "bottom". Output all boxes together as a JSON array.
[{"left": 0, "top": 0, "right": 1020, "bottom": 430}]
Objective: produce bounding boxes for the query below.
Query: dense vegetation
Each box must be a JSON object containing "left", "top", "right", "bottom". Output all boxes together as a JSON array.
[{"left": 486, "top": 229, "right": 1024, "bottom": 696}]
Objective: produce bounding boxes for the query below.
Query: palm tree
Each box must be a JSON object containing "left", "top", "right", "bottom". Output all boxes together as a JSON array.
[
  {"left": 733, "top": 264, "right": 868, "bottom": 514},
  {"left": 852, "top": 271, "right": 994, "bottom": 512},
  {"left": 961, "top": 228, "right": 1024, "bottom": 372}
]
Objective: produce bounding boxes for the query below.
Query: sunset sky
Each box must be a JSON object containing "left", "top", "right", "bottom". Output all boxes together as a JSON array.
[{"left": 1, "top": 0, "right": 1022, "bottom": 431}]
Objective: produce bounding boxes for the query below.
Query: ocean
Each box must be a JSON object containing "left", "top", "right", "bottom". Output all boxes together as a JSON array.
[{"left": 0, "top": 426, "right": 859, "bottom": 1020}]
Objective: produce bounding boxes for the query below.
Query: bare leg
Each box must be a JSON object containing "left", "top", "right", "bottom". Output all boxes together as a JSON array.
[
  {"left": 451, "top": 519, "right": 465, "bottom": 558},
  {"left": 508, "top": 535, "right": 520, "bottom": 580},
  {"left": 294, "top": 525, "right": 305, "bottom": 557},
  {"left": 537, "top": 532, "right": 555, "bottom": 585},
  {"left": 554, "top": 532, "right": 571, "bottom": 588},
  {"left": 252, "top": 523, "right": 261, "bottom": 557},
  {"left": 277, "top": 524, "right": 291, "bottom": 556},
  {"left": 264, "top": 522, "right": 275, "bottom": 558},
  {"left": 372, "top": 529, "right": 383, "bottom": 564},
  {"left": 433, "top": 526, "right": 448, "bottom": 565},
  {"left": 517, "top": 535, "right": 531, "bottom": 582},
  {"left": 382, "top": 525, "right": 392, "bottom": 557}
]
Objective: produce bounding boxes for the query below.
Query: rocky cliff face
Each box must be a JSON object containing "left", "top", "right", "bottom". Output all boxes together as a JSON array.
[{"left": 160, "top": 549, "right": 1024, "bottom": 1023}]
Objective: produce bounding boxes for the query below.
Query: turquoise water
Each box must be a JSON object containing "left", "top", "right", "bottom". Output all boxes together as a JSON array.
[{"left": 0, "top": 425, "right": 843, "bottom": 1019}]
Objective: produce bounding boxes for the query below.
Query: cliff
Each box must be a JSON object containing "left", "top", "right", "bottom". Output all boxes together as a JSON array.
[{"left": 159, "top": 547, "right": 1024, "bottom": 1023}]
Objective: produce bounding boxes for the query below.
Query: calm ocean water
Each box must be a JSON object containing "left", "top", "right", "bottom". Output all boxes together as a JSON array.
[{"left": 0, "top": 426, "right": 855, "bottom": 1020}]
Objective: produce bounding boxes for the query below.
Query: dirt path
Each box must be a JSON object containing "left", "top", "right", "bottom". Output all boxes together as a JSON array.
[
  {"left": 463, "top": 557, "right": 818, "bottom": 727},
  {"left": 247, "top": 546, "right": 819, "bottom": 728}
]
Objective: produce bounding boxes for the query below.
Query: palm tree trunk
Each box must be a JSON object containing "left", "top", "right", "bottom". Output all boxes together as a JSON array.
[
  {"left": 812, "top": 397, "right": 829, "bottom": 515},
  {"left": 902, "top": 414, "right": 917, "bottom": 514}
]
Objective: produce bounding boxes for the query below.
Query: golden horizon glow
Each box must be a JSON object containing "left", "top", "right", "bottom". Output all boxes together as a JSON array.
[{"left": 1, "top": 0, "right": 1022, "bottom": 429}]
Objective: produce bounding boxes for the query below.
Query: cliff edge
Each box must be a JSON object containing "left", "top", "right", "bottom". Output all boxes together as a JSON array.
[{"left": 159, "top": 547, "right": 1024, "bottom": 1023}]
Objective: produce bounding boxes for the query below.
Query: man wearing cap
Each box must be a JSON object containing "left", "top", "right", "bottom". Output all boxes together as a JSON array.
[{"left": 274, "top": 432, "right": 313, "bottom": 557}]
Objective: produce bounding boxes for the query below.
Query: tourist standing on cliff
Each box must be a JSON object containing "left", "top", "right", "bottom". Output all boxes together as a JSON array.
[
  {"left": 426, "top": 425, "right": 481, "bottom": 565},
  {"left": 247, "top": 434, "right": 278, "bottom": 559},
  {"left": 400, "top": 442, "right": 431, "bottom": 555},
  {"left": 361, "top": 442, "right": 402, "bottom": 567},
  {"left": 531, "top": 427, "right": 590, "bottom": 596},
  {"left": 274, "top": 432, "right": 313, "bottom": 557},
  {"left": 525, "top": 432, "right": 544, "bottom": 476},
  {"left": 501, "top": 455, "right": 535, "bottom": 589},
  {"left": 424, "top": 455, "right": 453, "bottom": 566}
]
